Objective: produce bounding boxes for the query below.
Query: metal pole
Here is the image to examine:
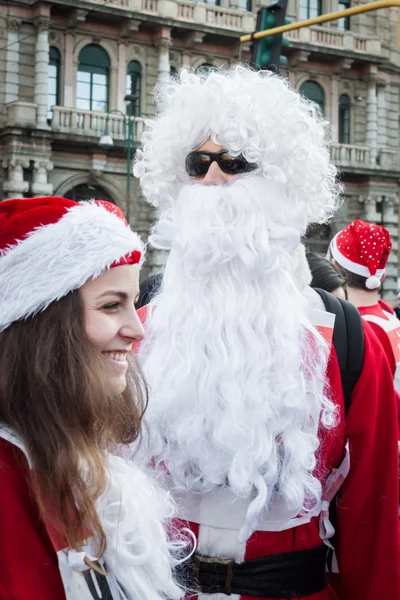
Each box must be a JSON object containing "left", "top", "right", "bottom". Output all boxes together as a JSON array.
[
  {"left": 240, "top": 0, "right": 400, "bottom": 44},
  {"left": 126, "top": 102, "right": 132, "bottom": 225}
]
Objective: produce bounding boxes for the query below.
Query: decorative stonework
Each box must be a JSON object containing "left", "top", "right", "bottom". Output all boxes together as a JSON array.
[
  {"left": 120, "top": 19, "right": 142, "bottom": 37},
  {"left": 6, "top": 18, "right": 20, "bottom": 33},
  {"left": 34, "top": 17, "right": 50, "bottom": 32},
  {"left": 2, "top": 158, "right": 30, "bottom": 199}
]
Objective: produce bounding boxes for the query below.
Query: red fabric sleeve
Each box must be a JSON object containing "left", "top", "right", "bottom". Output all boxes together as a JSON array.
[
  {"left": 0, "top": 439, "right": 66, "bottom": 600},
  {"left": 328, "top": 321, "right": 400, "bottom": 600},
  {"left": 363, "top": 318, "right": 396, "bottom": 376}
]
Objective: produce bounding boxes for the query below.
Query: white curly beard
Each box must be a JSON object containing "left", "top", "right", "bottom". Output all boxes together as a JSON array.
[{"left": 139, "top": 175, "right": 336, "bottom": 541}]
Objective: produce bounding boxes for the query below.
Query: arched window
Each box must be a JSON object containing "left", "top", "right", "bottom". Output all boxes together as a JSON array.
[
  {"left": 64, "top": 184, "right": 114, "bottom": 203},
  {"left": 195, "top": 63, "right": 218, "bottom": 76},
  {"left": 338, "top": 94, "right": 351, "bottom": 144},
  {"left": 299, "top": 80, "right": 325, "bottom": 114},
  {"left": 77, "top": 44, "right": 109, "bottom": 112},
  {"left": 126, "top": 60, "right": 142, "bottom": 117},
  {"left": 48, "top": 46, "right": 60, "bottom": 118},
  {"left": 299, "top": 0, "right": 322, "bottom": 20}
]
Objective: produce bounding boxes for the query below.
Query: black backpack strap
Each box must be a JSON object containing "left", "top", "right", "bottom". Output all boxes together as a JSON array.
[{"left": 314, "top": 288, "right": 364, "bottom": 414}]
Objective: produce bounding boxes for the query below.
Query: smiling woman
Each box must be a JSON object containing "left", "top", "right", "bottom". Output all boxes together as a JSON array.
[
  {"left": 0, "top": 196, "right": 186, "bottom": 600},
  {"left": 81, "top": 264, "right": 144, "bottom": 395}
]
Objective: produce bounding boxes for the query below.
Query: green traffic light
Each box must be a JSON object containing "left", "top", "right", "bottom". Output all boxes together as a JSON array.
[{"left": 252, "top": 4, "right": 290, "bottom": 70}]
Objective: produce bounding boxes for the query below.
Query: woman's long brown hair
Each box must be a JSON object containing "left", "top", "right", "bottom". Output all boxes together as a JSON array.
[{"left": 0, "top": 290, "right": 148, "bottom": 555}]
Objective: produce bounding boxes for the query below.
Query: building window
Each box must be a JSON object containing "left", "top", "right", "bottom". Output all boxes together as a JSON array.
[
  {"left": 126, "top": 60, "right": 142, "bottom": 117},
  {"left": 204, "top": 0, "right": 221, "bottom": 6},
  {"left": 77, "top": 44, "right": 110, "bottom": 113},
  {"left": 238, "top": 0, "right": 252, "bottom": 11},
  {"left": 338, "top": 94, "right": 351, "bottom": 144},
  {"left": 299, "top": 80, "right": 325, "bottom": 114},
  {"left": 299, "top": 0, "right": 322, "bottom": 20},
  {"left": 338, "top": 0, "right": 351, "bottom": 30},
  {"left": 195, "top": 63, "right": 219, "bottom": 76},
  {"left": 48, "top": 46, "right": 60, "bottom": 119},
  {"left": 64, "top": 184, "right": 114, "bottom": 203}
]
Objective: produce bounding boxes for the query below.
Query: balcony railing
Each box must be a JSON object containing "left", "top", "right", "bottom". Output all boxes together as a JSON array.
[
  {"left": 331, "top": 144, "right": 400, "bottom": 171},
  {"left": 286, "top": 25, "right": 381, "bottom": 55},
  {"left": 84, "top": 0, "right": 255, "bottom": 32},
  {"left": 330, "top": 143, "right": 370, "bottom": 168},
  {"left": 51, "top": 107, "right": 146, "bottom": 143}
]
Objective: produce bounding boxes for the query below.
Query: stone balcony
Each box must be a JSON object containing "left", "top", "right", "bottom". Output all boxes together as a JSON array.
[
  {"left": 51, "top": 106, "right": 146, "bottom": 145},
  {"left": 85, "top": 0, "right": 256, "bottom": 33},
  {"left": 330, "top": 143, "right": 400, "bottom": 172},
  {"left": 286, "top": 25, "right": 381, "bottom": 57},
  {"left": 4, "top": 103, "right": 399, "bottom": 173}
]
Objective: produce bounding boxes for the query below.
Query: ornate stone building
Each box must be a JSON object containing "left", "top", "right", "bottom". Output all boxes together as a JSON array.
[{"left": 0, "top": 0, "right": 399, "bottom": 293}]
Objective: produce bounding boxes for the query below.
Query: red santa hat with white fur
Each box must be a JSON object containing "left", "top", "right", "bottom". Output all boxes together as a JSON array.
[
  {"left": 329, "top": 219, "right": 391, "bottom": 290},
  {"left": 0, "top": 196, "right": 143, "bottom": 332}
]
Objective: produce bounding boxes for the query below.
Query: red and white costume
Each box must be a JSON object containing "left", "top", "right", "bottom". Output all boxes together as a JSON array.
[
  {"left": 0, "top": 197, "right": 184, "bottom": 600},
  {"left": 359, "top": 301, "right": 400, "bottom": 393},
  {"left": 138, "top": 296, "right": 400, "bottom": 600},
  {"left": 134, "top": 68, "right": 400, "bottom": 600}
]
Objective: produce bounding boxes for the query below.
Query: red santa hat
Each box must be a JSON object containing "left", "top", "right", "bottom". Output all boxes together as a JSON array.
[
  {"left": 330, "top": 219, "right": 391, "bottom": 290},
  {"left": 0, "top": 196, "right": 143, "bottom": 332}
]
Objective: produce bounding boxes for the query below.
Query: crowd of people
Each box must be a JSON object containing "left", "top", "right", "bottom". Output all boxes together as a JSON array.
[{"left": 0, "top": 65, "right": 399, "bottom": 600}]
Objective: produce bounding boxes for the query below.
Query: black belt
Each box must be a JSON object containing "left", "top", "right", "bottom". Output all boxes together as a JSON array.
[{"left": 188, "top": 545, "right": 328, "bottom": 597}]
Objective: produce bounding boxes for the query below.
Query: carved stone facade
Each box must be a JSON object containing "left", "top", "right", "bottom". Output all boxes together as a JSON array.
[{"left": 0, "top": 0, "right": 399, "bottom": 292}]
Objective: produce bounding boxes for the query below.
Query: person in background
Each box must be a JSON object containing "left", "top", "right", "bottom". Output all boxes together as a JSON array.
[
  {"left": 306, "top": 252, "right": 347, "bottom": 299},
  {"left": 134, "top": 66, "right": 400, "bottom": 600},
  {"left": 0, "top": 197, "right": 185, "bottom": 600},
  {"left": 328, "top": 219, "right": 400, "bottom": 393},
  {"left": 394, "top": 293, "right": 400, "bottom": 320},
  {"left": 136, "top": 272, "right": 163, "bottom": 309}
]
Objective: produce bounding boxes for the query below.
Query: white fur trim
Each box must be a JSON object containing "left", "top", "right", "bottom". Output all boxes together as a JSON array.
[
  {"left": 197, "top": 525, "right": 244, "bottom": 600},
  {"left": 330, "top": 234, "right": 385, "bottom": 280},
  {"left": 0, "top": 202, "right": 143, "bottom": 331},
  {"left": 365, "top": 275, "right": 381, "bottom": 290}
]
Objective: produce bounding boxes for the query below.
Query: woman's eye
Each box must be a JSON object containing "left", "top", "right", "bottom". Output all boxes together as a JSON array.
[{"left": 103, "top": 302, "right": 120, "bottom": 310}]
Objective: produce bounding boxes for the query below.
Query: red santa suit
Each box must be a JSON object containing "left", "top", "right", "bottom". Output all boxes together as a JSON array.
[
  {"left": 0, "top": 425, "right": 184, "bottom": 600},
  {"left": 137, "top": 302, "right": 400, "bottom": 600},
  {"left": 358, "top": 300, "right": 400, "bottom": 393}
]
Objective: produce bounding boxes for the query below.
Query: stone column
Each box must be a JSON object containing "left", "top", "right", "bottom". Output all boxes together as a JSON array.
[
  {"left": 117, "top": 42, "right": 127, "bottom": 113},
  {"left": 64, "top": 32, "right": 74, "bottom": 107},
  {"left": 34, "top": 17, "right": 50, "bottom": 128},
  {"left": 155, "top": 30, "right": 172, "bottom": 82},
  {"left": 377, "top": 81, "right": 387, "bottom": 151},
  {"left": 366, "top": 79, "right": 378, "bottom": 167},
  {"left": 182, "top": 52, "right": 191, "bottom": 67},
  {"left": 2, "top": 158, "right": 29, "bottom": 199},
  {"left": 331, "top": 76, "right": 339, "bottom": 143},
  {"left": 31, "top": 160, "right": 54, "bottom": 196},
  {"left": 5, "top": 19, "right": 20, "bottom": 105},
  {"left": 363, "top": 195, "right": 379, "bottom": 222}
]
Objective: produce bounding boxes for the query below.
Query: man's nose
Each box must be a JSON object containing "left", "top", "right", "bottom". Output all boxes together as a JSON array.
[{"left": 201, "top": 161, "right": 231, "bottom": 186}]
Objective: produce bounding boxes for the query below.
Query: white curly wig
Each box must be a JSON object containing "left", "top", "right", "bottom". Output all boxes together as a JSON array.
[{"left": 134, "top": 64, "right": 341, "bottom": 225}]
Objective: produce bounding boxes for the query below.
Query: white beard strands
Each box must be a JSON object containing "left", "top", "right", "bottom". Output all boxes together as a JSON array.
[
  {"left": 94, "top": 455, "right": 191, "bottom": 600},
  {"left": 140, "top": 176, "right": 337, "bottom": 542}
]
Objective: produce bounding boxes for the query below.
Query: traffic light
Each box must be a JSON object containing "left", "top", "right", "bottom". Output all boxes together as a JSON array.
[{"left": 251, "top": 0, "right": 290, "bottom": 71}]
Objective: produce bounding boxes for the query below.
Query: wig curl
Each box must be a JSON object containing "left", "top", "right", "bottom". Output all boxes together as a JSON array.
[{"left": 134, "top": 65, "right": 341, "bottom": 225}]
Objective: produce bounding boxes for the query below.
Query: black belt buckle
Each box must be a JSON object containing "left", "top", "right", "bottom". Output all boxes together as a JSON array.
[{"left": 194, "top": 554, "right": 234, "bottom": 595}]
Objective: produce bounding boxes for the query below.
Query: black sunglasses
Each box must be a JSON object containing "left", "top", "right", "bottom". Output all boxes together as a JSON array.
[{"left": 185, "top": 151, "right": 257, "bottom": 178}]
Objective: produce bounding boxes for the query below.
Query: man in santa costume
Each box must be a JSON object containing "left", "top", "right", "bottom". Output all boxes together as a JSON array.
[
  {"left": 134, "top": 66, "right": 400, "bottom": 599},
  {"left": 329, "top": 219, "right": 400, "bottom": 393}
]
